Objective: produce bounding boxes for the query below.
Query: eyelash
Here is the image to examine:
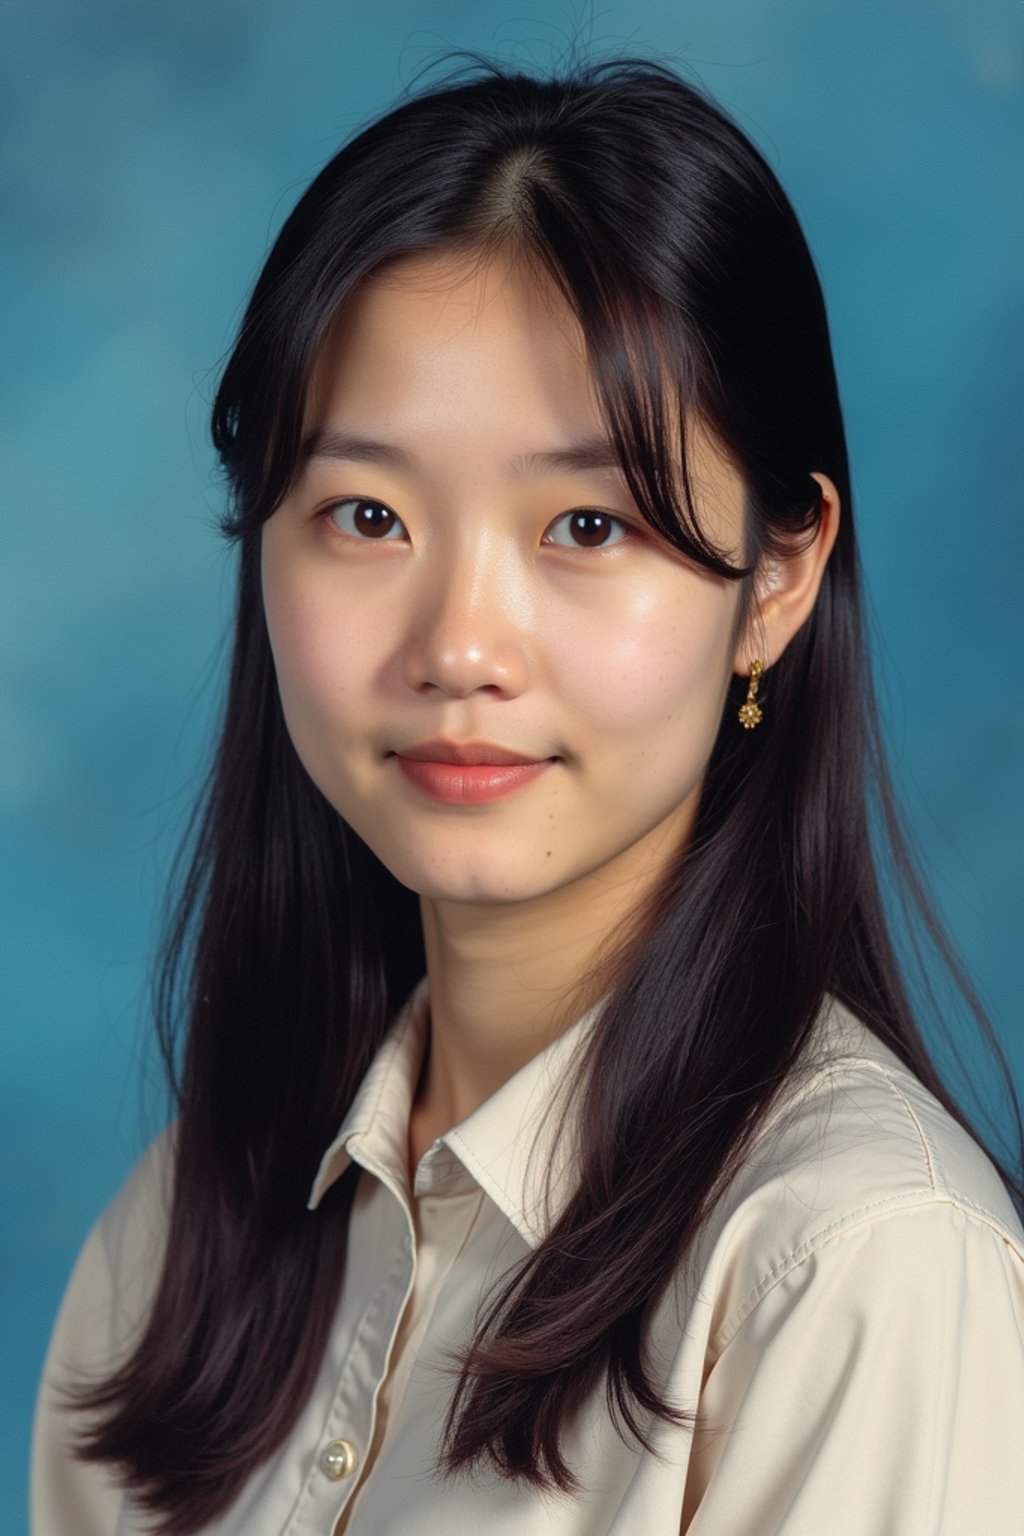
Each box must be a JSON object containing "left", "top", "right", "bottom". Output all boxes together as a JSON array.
[{"left": 323, "top": 498, "right": 633, "bottom": 550}]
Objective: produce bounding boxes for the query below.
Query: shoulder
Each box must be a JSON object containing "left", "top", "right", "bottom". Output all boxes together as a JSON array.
[
  {"left": 44, "top": 1125, "right": 176, "bottom": 1381},
  {"left": 694, "top": 998, "right": 1024, "bottom": 1342},
  {"left": 31, "top": 1128, "right": 177, "bottom": 1533},
  {"left": 668, "top": 1008, "right": 1024, "bottom": 1533}
]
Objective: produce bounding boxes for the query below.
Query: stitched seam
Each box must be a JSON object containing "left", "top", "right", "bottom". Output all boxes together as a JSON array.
[
  {"left": 314, "top": 1003, "right": 425, "bottom": 1203},
  {"left": 786, "top": 1049, "right": 940, "bottom": 1182},
  {"left": 794, "top": 1054, "right": 1022, "bottom": 1236},
  {"left": 444, "top": 1130, "right": 540, "bottom": 1246},
  {"left": 723, "top": 1056, "right": 941, "bottom": 1330},
  {"left": 852, "top": 1059, "right": 940, "bottom": 1189},
  {"left": 715, "top": 1193, "right": 1023, "bottom": 1351},
  {"left": 805, "top": 1054, "right": 1020, "bottom": 1229},
  {"left": 714, "top": 1059, "right": 968, "bottom": 1345},
  {"left": 283, "top": 1229, "right": 414, "bottom": 1533}
]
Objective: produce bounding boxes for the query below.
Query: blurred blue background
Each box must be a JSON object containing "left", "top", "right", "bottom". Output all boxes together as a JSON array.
[{"left": 2, "top": 0, "right": 1022, "bottom": 1526}]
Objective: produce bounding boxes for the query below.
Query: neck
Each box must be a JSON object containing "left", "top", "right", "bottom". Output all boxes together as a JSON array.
[{"left": 409, "top": 809, "right": 694, "bottom": 1165}]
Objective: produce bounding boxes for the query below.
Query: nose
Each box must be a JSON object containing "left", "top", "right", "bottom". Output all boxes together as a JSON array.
[{"left": 400, "top": 541, "right": 531, "bottom": 699}]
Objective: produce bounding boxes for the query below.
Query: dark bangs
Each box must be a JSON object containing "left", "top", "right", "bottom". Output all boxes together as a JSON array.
[{"left": 212, "top": 60, "right": 828, "bottom": 581}]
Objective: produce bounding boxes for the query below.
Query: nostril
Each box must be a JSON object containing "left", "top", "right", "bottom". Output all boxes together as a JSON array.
[{"left": 400, "top": 631, "right": 530, "bottom": 700}]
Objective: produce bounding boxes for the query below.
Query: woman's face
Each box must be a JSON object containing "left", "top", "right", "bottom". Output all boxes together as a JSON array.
[{"left": 261, "top": 248, "right": 748, "bottom": 908}]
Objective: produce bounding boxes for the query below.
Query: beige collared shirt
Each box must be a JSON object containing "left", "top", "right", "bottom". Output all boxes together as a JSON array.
[{"left": 33, "top": 983, "right": 1024, "bottom": 1534}]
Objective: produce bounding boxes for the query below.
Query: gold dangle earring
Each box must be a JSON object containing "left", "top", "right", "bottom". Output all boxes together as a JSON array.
[{"left": 738, "top": 659, "right": 764, "bottom": 729}]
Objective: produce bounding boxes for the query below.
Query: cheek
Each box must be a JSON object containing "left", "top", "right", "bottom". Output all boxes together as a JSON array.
[
  {"left": 262, "top": 563, "right": 377, "bottom": 727},
  {"left": 546, "top": 580, "right": 736, "bottom": 745}
]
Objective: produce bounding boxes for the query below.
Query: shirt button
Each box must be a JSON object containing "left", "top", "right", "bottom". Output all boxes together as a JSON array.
[{"left": 319, "top": 1438, "right": 359, "bottom": 1480}]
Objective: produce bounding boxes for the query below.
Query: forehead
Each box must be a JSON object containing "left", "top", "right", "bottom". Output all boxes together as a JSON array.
[
  {"left": 304, "top": 246, "right": 598, "bottom": 427},
  {"left": 298, "top": 245, "right": 746, "bottom": 555}
]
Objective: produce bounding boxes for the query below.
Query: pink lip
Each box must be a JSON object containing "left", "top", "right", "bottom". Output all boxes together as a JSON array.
[
  {"left": 396, "top": 739, "right": 542, "bottom": 766},
  {"left": 390, "top": 740, "right": 554, "bottom": 805}
]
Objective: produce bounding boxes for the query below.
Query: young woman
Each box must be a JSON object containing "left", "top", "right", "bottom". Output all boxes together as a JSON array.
[{"left": 32, "top": 57, "right": 1024, "bottom": 1536}]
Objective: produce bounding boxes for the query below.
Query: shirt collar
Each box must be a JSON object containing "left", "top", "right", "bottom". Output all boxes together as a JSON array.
[
  {"left": 306, "top": 976, "right": 430, "bottom": 1212},
  {"left": 306, "top": 977, "right": 602, "bottom": 1249}
]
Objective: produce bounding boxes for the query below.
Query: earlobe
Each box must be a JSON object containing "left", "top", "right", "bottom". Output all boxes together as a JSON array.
[{"left": 732, "top": 473, "right": 841, "bottom": 676}]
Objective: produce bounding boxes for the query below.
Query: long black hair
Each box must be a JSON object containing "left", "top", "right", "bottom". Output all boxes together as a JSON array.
[{"left": 70, "top": 55, "right": 1024, "bottom": 1534}]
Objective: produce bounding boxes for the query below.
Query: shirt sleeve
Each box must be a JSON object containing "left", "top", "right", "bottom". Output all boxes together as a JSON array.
[
  {"left": 681, "top": 1198, "right": 1024, "bottom": 1535},
  {"left": 31, "top": 1133, "right": 172, "bottom": 1536}
]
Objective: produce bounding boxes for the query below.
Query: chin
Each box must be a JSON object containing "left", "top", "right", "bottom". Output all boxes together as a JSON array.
[
  {"left": 388, "top": 864, "right": 545, "bottom": 906},
  {"left": 365, "top": 838, "right": 560, "bottom": 906}
]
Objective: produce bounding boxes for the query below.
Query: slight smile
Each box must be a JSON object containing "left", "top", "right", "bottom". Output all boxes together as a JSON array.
[{"left": 389, "top": 740, "right": 556, "bottom": 806}]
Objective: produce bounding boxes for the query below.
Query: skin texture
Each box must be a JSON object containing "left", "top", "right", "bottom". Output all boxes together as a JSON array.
[{"left": 260, "top": 248, "right": 840, "bottom": 1169}]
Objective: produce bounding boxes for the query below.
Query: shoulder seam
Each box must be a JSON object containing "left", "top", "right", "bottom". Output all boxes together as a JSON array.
[
  {"left": 809, "top": 1051, "right": 1016, "bottom": 1228},
  {"left": 822, "top": 1054, "right": 941, "bottom": 1190},
  {"left": 715, "top": 1190, "right": 1024, "bottom": 1352}
]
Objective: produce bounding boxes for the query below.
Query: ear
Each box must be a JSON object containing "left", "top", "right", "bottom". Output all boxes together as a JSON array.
[{"left": 732, "top": 473, "right": 841, "bottom": 675}]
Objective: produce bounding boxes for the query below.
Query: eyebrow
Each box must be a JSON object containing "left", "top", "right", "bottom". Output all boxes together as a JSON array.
[{"left": 300, "top": 427, "right": 625, "bottom": 479}]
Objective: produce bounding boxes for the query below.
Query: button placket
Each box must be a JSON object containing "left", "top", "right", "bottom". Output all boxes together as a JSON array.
[
  {"left": 285, "top": 1175, "right": 416, "bottom": 1534},
  {"left": 321, "top": 1228, "right": 414, "bottom": 1493}
]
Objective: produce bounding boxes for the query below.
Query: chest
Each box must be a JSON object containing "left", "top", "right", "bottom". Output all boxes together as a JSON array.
[{"left": 121, "top": 1165, "right": 705, "bottom": 1536}]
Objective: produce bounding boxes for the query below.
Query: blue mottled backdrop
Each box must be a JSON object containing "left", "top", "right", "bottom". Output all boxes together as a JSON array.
[{"left": 2, "top": 1, "right": 1022, "bottom": 1526}]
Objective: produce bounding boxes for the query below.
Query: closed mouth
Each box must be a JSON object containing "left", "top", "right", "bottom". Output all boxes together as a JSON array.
[{"left": 391, "top": 739, "right": 549, "bottom": 767}]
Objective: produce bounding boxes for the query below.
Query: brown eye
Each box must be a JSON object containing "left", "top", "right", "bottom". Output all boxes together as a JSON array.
[
  {"left": 329, "top": 498, "right": 406, "bottom": 540},
  {"left": 545, "top": 510, "right": 628, "bottom": 548}
]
